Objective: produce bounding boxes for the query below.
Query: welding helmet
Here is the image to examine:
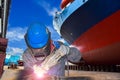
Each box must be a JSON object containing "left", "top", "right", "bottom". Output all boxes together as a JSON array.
[{"left": 25, "top": 23, "right": 49, "bottom": 48}]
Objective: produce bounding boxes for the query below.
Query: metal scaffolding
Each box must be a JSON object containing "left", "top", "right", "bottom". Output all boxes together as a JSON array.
[{"left": 0, "top": 0, "right": 11, "bottom": 38}]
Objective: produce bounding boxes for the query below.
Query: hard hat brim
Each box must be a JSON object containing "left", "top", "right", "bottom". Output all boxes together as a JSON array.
[{"left": 25, "top": 34, "right": 49, "bottom": 49}]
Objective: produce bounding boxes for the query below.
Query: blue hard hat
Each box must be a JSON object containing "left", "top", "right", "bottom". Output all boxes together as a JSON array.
[{"left": 25, "top": 23, "right": 49, "bottom": 48}]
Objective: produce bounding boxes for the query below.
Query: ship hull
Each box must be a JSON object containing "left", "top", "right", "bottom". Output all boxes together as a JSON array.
[{"left": 61, "top": 0, "right": 120, "bottom": 65}]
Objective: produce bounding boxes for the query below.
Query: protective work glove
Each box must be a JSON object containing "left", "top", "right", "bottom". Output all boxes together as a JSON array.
[
  {"left": 33, "top": 45, "right": 70, "bottom": 76},
  {"left": 58, "top": 44, "right": 70, "bottom": 55},
  {"left": 42, "top": 44, "right": 70, "bottom": 68}
]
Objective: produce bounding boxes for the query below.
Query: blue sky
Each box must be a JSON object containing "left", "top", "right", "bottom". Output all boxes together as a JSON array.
[{"left": 6, "top": 0, "right": 62, "bottom": 56}]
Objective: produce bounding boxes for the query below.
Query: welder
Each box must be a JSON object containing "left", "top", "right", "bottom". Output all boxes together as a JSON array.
[{"left": 22, "top": 23, "right": 82, "bottom": 79}]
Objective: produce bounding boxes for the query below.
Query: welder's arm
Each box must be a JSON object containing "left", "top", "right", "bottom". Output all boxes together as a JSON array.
[
  {"left": 34, "top": 45, "right": 70, "bottom": 72},
  {"left": 22, "top": 53, "right": 34, "bottom": 70},
  {"left": 22, "top": 49, "right": 38, "bottom": 70},
  {"left": 67, "top": 47, "right": 82, "bottom": 63}
]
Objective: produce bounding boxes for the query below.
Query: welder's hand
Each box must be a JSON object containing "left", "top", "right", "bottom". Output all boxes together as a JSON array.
[
  {"left": 33, "top": 65, "right": 44, "bottom": 73},
  {"left": 40, "top": 45, "right": 70, "bottom": 70},
  {"left": 33, "top": 65, "right": 47, "bottom": 77},
  {"left": 41, "top": 52, "right": 63, "bottom": 70},
  {"left": 34, "top": 45, "right": 70, "bottom": 72}
]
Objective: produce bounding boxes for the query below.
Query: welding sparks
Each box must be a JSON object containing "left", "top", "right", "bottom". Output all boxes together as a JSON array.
[{"left": 33, "top": 65, "right": 47, "bottom": 78}]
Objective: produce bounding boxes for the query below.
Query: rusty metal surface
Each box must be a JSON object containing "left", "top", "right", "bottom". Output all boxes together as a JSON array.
[
  {"left": 0, "top": 38, "right": 8, "bottom": 52},
  {"left": 0, "top": 54, "right": 6, "bottom": 78},
  {"left": 0, "top": 38, "right": 8, "bottom": 46}
]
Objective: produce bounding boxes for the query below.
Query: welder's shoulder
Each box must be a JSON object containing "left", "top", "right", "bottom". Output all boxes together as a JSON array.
[
  {"left": 67, "top": 47, "right": 82, "bottom": 62},
  {"left": 69, "top": 47, "right": 81, "bottom": 57},
  {"left": 69, "top": 47, "right": 79, "bottom": 51},
  {"left": 22, "top": 48, "right": 30, "bottom": 58}
]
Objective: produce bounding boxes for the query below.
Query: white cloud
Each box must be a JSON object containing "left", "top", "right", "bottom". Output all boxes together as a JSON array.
[
  {"left": 6, "top": 46, "right": 24, "bottom": 55},
  {"left": 6, "top": 27, "right": 27, "bottom": 42},
  {"left": 6, "top": 54, "right": 11, "bottom": 59},
  {"left": 48, "top": 7, "right": 58, "bottom": 16},
  {"left": 35, "top": 0, "right": 58, "bottom": 16}
]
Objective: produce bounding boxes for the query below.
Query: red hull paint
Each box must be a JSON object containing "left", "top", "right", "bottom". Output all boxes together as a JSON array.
[
  {"left": 73, "top": 10, "right": 120, "bottom": 64},
  {"left": 84, "top": 43, "right": 120, "bottom": 65},
  {"left": 60, "top": 0, "right": 74, "bottom": 9}
]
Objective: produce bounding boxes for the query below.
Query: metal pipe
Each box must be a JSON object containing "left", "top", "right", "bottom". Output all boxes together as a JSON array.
[
  {"left": 0, "top": 0, "right": 2, "bottom": 36},
  {"left": 2, "top": 0, "right": 7, "bottom": 38}
]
